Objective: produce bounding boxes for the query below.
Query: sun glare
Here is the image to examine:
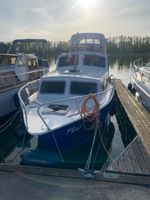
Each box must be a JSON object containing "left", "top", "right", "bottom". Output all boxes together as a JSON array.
[{"left": 77, "top": 0, "right": 96, "bottom": 8}]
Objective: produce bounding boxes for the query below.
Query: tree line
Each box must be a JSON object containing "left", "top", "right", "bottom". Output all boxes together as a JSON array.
[
  {"left": 107, "top": 36, "right": 150, "bottom": 54},
  {"left": 0, "top": 36, "right": 150, "bottom": 58}
]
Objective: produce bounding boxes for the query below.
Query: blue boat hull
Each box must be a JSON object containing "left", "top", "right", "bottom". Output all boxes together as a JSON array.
[{"left": 38, "top": 97, "right": 115, "bottom": 155}]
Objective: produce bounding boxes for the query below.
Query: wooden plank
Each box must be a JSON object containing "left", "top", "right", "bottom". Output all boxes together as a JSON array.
[
  {"left": 115, "top": 80, "right": 150, "bottom": 154},
  {"left": 111, "top": 157, "right": 127, "bottom": 173},
  {"left": 108, "top": 137, "right": 150, "bottom": 175},
  {"left": 130, "top": 139, "right": 149, "bottom": 174},
  {"left": 116, "top": 80, "right": 150, "bottom": 131},
  {"left": 118, "top": 155, "right": 128, "bottom": 173},
  {"left": 0, "top": 164, "right": 150, "bottom": 186},
  {"left": 137, "top": 139, "right": 150, "bottom": 171},
  {"left": 116, "top": 82, "right": 149, "bottom": 127},
  {"left": 119, "top": 94, "right": 150, "bottom": 139},
  {"left": 127, "top": 144, "right": 143, "bottom": 174},
  {"left": 116, "top": 80, "right": 149, "bottom": 123},
  {"left": 122, "top": 149, "right": 135, "bottom": 173},
  {"left": 134, "top": 139, "right": 150, "bottom": 173},
  {"left": 107, "top": 137, "right": 138, "bottom": 173}
]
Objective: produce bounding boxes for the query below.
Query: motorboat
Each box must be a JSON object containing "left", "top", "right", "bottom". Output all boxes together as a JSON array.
[
  {"left": 19, "top": 33, "right": 115, "bottom": 164},
  {"left": 130, "top": 58, "right": 150, "bottom": 112},
  {"left": 0, "top": 39, "right": 49, "bottom": 123}
]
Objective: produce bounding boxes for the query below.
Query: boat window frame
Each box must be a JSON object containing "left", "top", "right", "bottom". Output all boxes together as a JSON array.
[
  {"left": 83, "top": 54, "right": 106, "bottom": 68},
  {"left": 70, "top": 81, "right": 98, "bottom": 95},
  {"left": 39, "top": 80, "right": 66, "bottom": 94},
  {"left": 0, "top": 55, "right": 17, "bottom": 66},
  {"left": 57, "top": 55, "right": 79, "bottom": 67}
]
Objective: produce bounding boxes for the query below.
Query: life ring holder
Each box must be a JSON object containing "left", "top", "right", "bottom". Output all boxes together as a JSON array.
[{"left": 81, "top": 94, "right": 99, "bottom": 118}]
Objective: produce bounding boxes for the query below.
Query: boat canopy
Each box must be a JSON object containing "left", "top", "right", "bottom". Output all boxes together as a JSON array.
[
  {"left": 12, "top": 39, "right": 47, "bottom": 46},
  {"left": 69, "top": 33, "right": 106, "bottom": 46}
]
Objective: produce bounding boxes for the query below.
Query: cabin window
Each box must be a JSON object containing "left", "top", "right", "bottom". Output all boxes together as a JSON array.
[
  {"left": 40, "top": 81, "right": 66, "bottom": 94},
  {"left": 18, "top": 58, "right": 25, "bottom": 66},
  {"left": 28, "top": 59, "right": 37, "bottom": 67},
  {"left": 0, "top": 56, "right": 17, "bottom": 66},
  {"left": 70, "top": 81, "right": 97, "bottom": 95},
  {"left": 58, "top": 55, "right": 78, "bottom": 67},
  {"left": 83, "top": 55, "right": 105, "bottom": 67}
]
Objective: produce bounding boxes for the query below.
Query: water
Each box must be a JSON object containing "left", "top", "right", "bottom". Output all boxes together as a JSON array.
[{"left": 0, "top": 55, "right": 148, "bottom": 170}]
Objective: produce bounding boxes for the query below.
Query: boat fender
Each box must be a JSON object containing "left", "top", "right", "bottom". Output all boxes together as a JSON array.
[
  {"left": 15, "top": 121, "right": 31, "bottom": 140},
  {"left": 128, "top": 83, "right": 132, "bottom": 92},
  {"left": 110, "top": 96, "right": 116, "bottom": 116},
  {"left": 13, "top": 93, "right": 20, "bottom": 108},
  {"left": 81, "top": 95, "right": 99, "bottom": 118}
]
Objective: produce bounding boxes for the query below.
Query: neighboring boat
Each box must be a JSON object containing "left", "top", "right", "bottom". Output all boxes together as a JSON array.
[
  {"left": 19, "top": 33, "right": 115, "bottom": 163},
  {"left": 0, "top": 39, "right": 49, "bottom": 123},
  {"left": 130, "top": 58, "right": 150, "bottom": 112}
]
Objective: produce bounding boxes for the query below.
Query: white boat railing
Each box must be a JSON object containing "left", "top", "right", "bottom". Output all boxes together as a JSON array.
[
  {"left": 0, "top": 68, "right": 48, "bottom": 91},
  {"left": 133, "top": 58, "right": 143, "bottom": 70},
  {"left": 18, "top": 79, "right": 40, "bottom": 128},
  {"left": 133, "top": 58, "right": 150, "bottom": 70},
  {"left": 18, "top": 78, "right": 115, "bottom": 131}
]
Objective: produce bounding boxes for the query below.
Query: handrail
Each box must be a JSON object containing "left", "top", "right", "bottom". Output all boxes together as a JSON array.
[
  {"left": 37, "top": 83, "right": 115, "bottom": 131},
  {"left": 0, "top": 68, "right": 47, "bottom": 89},
  {"left": 133, "top": 58, "right": 150, "bottom": 69},
  {"left": 18, "top": 79, "right": 39, "bottom": 107},
  {"left": 133, "top": 58, "right": 143, "bottom": 68},
  {"left": 18, "top": 79, "right": 115, "bottom": 132},
  {"left": 0, "top": 68, "right": 47, "bottom": 79},
  {"left": 19, "top": 79, "right": 114, "bottom": 108}
]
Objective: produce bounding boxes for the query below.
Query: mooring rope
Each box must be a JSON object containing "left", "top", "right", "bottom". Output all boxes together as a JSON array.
[
  {"left": 0, "top": 110, "right": 20, "bottom": 133},
  {"left": 84, "top": 124, "right": 98, "bottom": 171},
  {"left": 3, "top": 124, "right": 27, "bottom": 164}
]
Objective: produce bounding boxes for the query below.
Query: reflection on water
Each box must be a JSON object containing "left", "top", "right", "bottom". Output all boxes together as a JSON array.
[
  {"left": 0, "top": 55, "right": 148, "bottom": 170},
  {"left": 109, "top": 55, "right": 149, "bottom": 86}
]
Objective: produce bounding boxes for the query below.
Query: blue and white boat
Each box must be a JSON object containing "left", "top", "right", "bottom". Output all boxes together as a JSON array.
[
  {"left": 130, "top": 58, "right": 150, "bottom": 112},
  {"left": 19, "top": 33, "right": 115, "bottom": 157}
]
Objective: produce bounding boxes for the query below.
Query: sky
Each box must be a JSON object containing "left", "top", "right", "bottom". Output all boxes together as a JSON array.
[{"left": 0, "top": 0, "right": 150, "bottom": 42}]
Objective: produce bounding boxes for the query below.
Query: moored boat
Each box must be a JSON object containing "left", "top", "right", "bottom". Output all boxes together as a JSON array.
[
  {"left": 19, "top": 33, "right": 115, "bottom": 165},
  {"left": 130, "top": 58, "right": 150, "bottom": 112},
  {"left": 0, "top": 39, "right": 49, "bottom": 124}
]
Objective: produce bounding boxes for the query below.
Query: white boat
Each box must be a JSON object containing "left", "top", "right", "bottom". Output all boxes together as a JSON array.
[
  {"left": 19, "top": 33, "right": 115, "bottom": 159},
  {"left": 0, "top": 39, "right": 49, "bottom": 122},
  {"left": 130, "top": 58, "right": 150, "bottom": 112}
]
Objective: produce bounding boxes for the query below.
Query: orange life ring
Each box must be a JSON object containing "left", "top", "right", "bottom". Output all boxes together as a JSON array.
[{"left": 81, "top": 94, "right": 99, "bottom": 118}]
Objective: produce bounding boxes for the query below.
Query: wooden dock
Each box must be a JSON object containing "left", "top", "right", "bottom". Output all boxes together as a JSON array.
[
  {"left": 115, "top": 79, "right": 150, "bottom": 154},
  {"left": 107, "top": 136, "right": 150, "bottom": 175},
  {"left": 106, "top": 79, "right": 150, "bottom": 176}
]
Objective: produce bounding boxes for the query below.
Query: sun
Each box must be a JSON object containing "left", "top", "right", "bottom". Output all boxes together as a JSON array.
[{"left": 77, "top": 0, "right": 96, "bottom": 8}]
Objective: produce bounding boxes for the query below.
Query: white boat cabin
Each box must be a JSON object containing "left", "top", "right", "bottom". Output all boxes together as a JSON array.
[
  {"left": 0, "top": 53, "right": 42, "bottom": 88},
  {"left": 36, "top": 75, "right": 101, "bottom": 103}
]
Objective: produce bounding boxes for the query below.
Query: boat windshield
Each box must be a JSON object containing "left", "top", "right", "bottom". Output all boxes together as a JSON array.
[
  {"left": 58, "top": 55, "right": 78, "bottom": 67},
  {"left": 40, "top": 81, "right": 66, "bottom": 94},
  {"left": 70, "top": 81, "right": 97, "bottom": 95},
  {"left": 0, "top": 55, "right": 17, "bottom": 66},
  {"left": 83, "top": 55, "right": 105, "bottom": 67}
]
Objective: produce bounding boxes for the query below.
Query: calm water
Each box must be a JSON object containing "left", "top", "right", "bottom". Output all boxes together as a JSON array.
[{"left": 0, "top": 55, "right": 148, "bottom": 170}]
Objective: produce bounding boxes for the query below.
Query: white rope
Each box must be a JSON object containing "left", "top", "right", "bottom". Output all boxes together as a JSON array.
[
  {"left": 37, "top": 110, "right": 64, "bottom": 162},
  {"left": 84, "top": 125, "right": 98, "bottom": 171},
  {"left": 0, "top": 110, "right": 20, "bottom": 133}
]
